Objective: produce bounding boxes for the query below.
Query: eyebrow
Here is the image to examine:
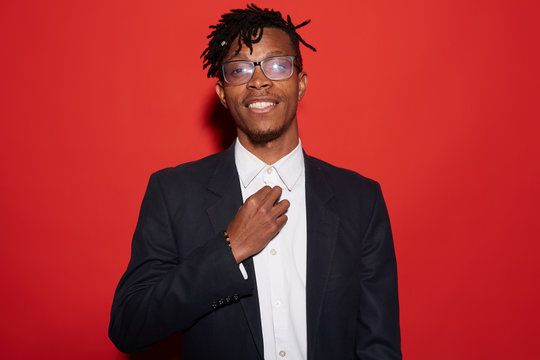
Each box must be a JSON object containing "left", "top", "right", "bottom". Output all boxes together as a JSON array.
[{"left": 224, "top": 50, "right": 286, "bottom": 62}]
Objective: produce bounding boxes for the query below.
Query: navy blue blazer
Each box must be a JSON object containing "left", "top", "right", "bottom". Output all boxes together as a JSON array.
[{"left": 109, "top": 145, "right": 401, "bottom": 359}]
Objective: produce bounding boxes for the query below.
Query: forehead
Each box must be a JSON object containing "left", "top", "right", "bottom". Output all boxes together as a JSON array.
[{"left": 223, "top": 28, "right": 296, "bottom": 62}]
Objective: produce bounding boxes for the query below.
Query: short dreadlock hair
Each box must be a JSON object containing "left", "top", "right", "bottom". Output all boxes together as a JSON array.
[{"left": 201, "top": 4, "right": 316, "bottom": 79}]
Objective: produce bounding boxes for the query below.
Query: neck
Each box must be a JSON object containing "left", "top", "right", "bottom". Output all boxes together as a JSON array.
[{"left": 237, "top": 130, "right": 299, "bottom": 164}]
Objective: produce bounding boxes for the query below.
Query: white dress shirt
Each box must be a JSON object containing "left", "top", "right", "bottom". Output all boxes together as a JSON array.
[{"left": 234, "top": 139, "right": 307, "bottom": 360}]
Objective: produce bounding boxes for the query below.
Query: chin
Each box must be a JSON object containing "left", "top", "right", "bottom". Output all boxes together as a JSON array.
[{"left": 243, "top": 127, "right": 285, "bottom": 145}]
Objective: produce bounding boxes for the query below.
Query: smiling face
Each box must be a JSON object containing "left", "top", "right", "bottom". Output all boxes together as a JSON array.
[{"left": 215, "top": 28, "right": 308, "bottom": 150}]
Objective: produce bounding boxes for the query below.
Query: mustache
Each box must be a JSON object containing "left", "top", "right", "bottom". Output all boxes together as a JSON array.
[{"left": 242, "top": 92, "right": 281, "bottom": 106}]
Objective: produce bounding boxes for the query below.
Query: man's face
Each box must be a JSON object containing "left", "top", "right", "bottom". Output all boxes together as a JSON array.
[{"left": 216, "top": 28, "right": 308, "bottom": 145}]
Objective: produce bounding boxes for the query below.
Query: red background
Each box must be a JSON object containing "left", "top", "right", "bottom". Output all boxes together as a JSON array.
[{"left": 1, "top": 1, "right": 539, "bottom": 359}]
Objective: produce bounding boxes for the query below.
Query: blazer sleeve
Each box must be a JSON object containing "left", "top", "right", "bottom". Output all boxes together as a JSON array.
[
  {"left": 108, "top": 173, "right": 253, "bottom": 353},
  {"left": 356, "top": 183, "right": 402, "bottom": 359}
]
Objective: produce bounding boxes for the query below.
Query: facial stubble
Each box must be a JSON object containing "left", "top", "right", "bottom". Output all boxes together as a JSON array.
[{"left": 237, "top": 121, "right": 289, "bottom": 145}]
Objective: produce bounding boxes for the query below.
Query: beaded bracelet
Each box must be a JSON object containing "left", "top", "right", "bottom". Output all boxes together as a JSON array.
[{"left": 223, "top": 231, "right": 232, "bottom": 249}]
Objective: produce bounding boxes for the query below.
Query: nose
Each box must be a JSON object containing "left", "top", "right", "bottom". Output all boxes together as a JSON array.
[{"left": 247, "top": 64, "right": 272, "bottom": 89}]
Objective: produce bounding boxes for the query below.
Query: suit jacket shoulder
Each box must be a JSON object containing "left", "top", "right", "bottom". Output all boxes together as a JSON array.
[
  {"left": 152, "top": 149, "right": 232, "bottom": 189},
  {"left": 306, "top": 155, "right": 379, "bottom": 186},
  {"left": 304, "top": 154, "right": 383, "bottom": 216},
  {"left": 147, "top": 148, "right": 237, "bottom": 219}
]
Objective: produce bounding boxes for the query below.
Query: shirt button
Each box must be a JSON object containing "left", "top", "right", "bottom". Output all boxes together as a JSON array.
[
  {"left": 279, "top": 350, "right": 286, "bottom": 357},
  {"left": 275, "top": 300, "right": 281, "bottom": 306},
  {"left": 270, "top": 248, "right": 277, "bottom": 256},
  {"left": 266, "top": 167, "right": 273, "bottom": 174}
]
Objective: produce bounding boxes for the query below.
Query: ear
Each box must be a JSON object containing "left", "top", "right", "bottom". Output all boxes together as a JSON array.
[
  {"left": 297, "top": 71, "right": 308, "bottom": 101},
  {"left": 215, "top": 80, "right": 228, "bottom": 109}
]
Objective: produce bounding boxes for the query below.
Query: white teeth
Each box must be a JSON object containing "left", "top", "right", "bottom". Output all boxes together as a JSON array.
[{"left": 248, "top": 101, "right": 276, "bottom": 109}]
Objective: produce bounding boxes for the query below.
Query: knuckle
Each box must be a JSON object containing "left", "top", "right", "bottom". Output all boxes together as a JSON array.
[
  {"left": 245, "top": 197, "right": 258, "bottom": 207},
  {"left": 264, "top": 218, "right": 276, "bottom": 230}
]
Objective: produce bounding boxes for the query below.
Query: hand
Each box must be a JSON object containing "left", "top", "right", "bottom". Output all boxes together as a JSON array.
[{"left": 226, "top": 186, "right": 290, "bottom": 263}]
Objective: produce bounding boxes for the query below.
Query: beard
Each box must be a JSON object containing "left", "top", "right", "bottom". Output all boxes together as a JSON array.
[
  {"left": 245, "top": 127, "right": 285, "bottom": 144},
  {"left": 238, "top": 121, "right": 289, "bottom": 145}
]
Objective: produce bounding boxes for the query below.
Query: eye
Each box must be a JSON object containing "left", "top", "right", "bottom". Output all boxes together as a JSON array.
[
  {"left": 265, "top": 57, "right": 292, "bottom": 74},
  {"left": 231, "top": 67, "right": 249, "bottom": 74},
  {"left": 225, "top": 62, "right": 252, "bottom": 79},
  {"left": 270, "top": 63, "right": 286, "bottom": 71}
]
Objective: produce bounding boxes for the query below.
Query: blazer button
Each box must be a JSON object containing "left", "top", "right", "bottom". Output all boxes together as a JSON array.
[
  {"left": 225, "top": 296, "right": 231, "bottom": 303},
  {"left": 210, "top": 302, "right": 218, "bottom": 309},
  {"left": 232, "top": 294, "right": 239, "bottom": 301},
  {"left": 218, "top": 299, "right": 224, "bottom": 306}
]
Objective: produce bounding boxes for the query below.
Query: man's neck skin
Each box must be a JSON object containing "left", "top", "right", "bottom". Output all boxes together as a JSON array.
[{"left": 236, "top": 123, "right": 299, "bottom": 165}]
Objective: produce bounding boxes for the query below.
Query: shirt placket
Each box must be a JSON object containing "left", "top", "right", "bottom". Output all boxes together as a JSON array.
[{"left": 262, "top": 165, "right": 291, "bottom": 358}]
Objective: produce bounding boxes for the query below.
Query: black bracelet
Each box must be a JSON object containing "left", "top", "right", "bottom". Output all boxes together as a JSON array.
[{"left": 223, "top": 231, "right": 232, "bottom": 249}]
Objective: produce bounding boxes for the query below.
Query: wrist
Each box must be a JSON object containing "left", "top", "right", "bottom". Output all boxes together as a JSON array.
[{"left": 224, "top": 231, "right": 247, "bottom": 263}]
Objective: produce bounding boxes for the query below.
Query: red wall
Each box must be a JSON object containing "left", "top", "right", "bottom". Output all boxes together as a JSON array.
[{"left": 1, "top": 1, "right": 539, "bottom": 359}]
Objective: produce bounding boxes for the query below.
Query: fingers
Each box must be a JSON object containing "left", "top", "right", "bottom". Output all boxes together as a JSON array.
[
  {"left": 245, "top": 185, "right": 285, "bottom": 209},
  {"left": 259, "top": 187, "right": 289, "bottom": 219},
  {"left": 255, "top": 185, "right": 282, "bottom": 207},
  {"left": 255, "top": 185, "right": 273, "bottom": 199},
  {"left": 242, "top": 185, "right": 289, "bottom": 233},
  {"left": 271, "top": 198, "right": 290, "bottom": 218},
  {"left": 259, "top": 187, "right": 290, "bottom": 221},
  {"left": 275, "top": 213, "right": 288, "bottom": 229},
  {"left": 243, "top": 186, "right": 273, "bottom": 209},
  {"left": 226, "top": 185, "right": 290, "bottom": 263},
  {"left": 263, "top": 185, "right": 282, "bottom": 204}
]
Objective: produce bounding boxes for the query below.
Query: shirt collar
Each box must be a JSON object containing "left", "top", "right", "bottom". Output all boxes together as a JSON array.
[{"left": 234, "top": 139, "right": 304, "bottom": 191}]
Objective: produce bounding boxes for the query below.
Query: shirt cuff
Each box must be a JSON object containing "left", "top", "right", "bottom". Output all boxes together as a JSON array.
[{"left": 239, "top": 263, "right": 248, "bottom": 280}]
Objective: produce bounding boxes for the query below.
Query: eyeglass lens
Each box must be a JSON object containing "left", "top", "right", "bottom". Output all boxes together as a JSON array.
[{"left": 222, "top": 56, "right": 295, "bottom": 84}]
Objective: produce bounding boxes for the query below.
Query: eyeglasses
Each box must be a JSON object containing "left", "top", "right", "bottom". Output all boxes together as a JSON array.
[{"left": 221, "top": 56, "right": 297, "bottom": 85}]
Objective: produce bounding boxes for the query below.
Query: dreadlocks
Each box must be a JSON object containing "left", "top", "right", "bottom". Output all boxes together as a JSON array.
[{"left": 201, "top": 4, "right": 316, "bottom": 79}]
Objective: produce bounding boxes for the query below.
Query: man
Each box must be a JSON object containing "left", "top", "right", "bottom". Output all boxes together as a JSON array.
[{"left": 109, "top": 4, "right": 401, "bottom": 360}]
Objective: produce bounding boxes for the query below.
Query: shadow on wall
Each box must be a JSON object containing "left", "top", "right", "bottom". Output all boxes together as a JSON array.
[
  {"left": 121, "top": 97, "right": 236, "bottom": 360},
  {"left": 125, "top": 332, "right": 182, "bottom": 360},
  {"left": 205, "top": 95, "right": 237, "bottom": 151}
]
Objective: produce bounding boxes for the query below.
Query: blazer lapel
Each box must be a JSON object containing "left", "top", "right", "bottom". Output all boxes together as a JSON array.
[
  {"left": 304, "top": 155, "right": 340, "bottom": 359},
  {"left": 205, "top": 145, "right": 264, "bottom": 359}
]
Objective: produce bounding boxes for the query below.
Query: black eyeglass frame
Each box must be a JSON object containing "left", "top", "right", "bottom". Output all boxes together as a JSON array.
[{"left": 220, "top": 55, "right": 298, "bottom": 85}]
